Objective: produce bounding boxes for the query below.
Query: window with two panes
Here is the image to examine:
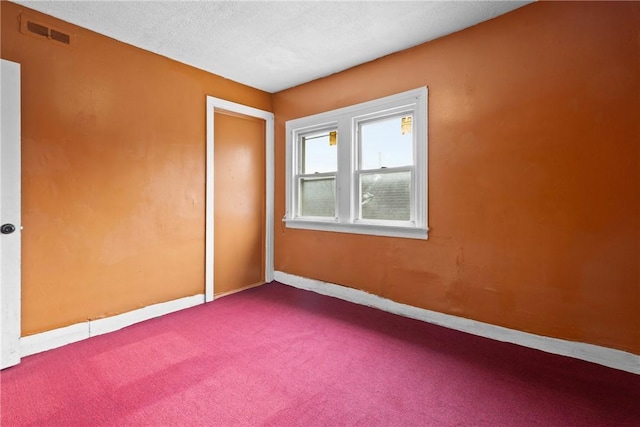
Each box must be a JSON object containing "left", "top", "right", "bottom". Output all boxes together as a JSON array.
[
  {"left": 297, "top": 128, "right": 337, "bottom": 217},
  {"left": 357, "top": 113, "right": 413, "bottom": 221},
  {"left": 286, "top": 88, "right": 428, "bottom": 239}
]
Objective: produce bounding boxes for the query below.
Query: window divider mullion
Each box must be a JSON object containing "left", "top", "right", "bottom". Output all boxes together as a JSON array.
[{"left": 336, "top": 117, "right": 352, "bottom": 224}]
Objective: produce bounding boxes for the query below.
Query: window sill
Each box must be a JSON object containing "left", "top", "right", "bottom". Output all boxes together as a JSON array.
[{"left": 284, "top": 218, "right": 428, "bottom": 240}]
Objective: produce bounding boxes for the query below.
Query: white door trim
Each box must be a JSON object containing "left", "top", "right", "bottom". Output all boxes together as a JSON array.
[
  {"left": 205, "top": 97, "right": 274, "bottom": 302},
  {"left": 1, "top": 59, "right": 22, "bottom": 369}
]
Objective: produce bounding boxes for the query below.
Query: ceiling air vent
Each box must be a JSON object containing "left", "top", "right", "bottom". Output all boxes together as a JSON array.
[
  {"left": 50, "top": 29, "right": 71, "bottom": 45},
  {"left": 26, "top": 21, "right": 49, "bottom": 37},
  {"left": 20, "top": 15, "right": 73, "bottom": 46}
]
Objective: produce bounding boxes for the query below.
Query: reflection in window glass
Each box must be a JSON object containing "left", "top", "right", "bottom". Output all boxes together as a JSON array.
[
  {"left": 360, "top": 171, "right": 410, "bottom": 220},
  {"left": 301, "top": 132, "right": 337, "bottom": 174},
  {"left": 360, "top": 115, "right": 412, "bottom": 170},
  {"left": 300, "top": 177, "right": 335, "bottom": 217}
]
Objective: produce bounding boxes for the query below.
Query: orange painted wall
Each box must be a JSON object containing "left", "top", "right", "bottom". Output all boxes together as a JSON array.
[
  {"left": 273, "top": 2, "right": 640, "bottom": 354},
  {"left": 1, "top": 2, "right": 272, "bottom": 335}
]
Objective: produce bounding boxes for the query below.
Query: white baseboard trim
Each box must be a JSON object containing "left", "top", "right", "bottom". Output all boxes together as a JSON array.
[
  {"left": 274, "top": 271, "right": 640, "bottom": 375},
  {"left": 20, "top": 322, "right": 89, "bottom": 359},
  {"left": 20, "top": 294, "right": 205, "bottom": 358}
]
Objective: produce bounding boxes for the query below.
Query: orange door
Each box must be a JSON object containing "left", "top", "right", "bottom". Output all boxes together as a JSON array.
[{"left": 213, "top": 111, "right": 265, "bottom": 295}]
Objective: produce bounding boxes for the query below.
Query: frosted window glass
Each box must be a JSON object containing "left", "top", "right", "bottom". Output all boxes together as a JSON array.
[
  {"left": 300, "top": 177, "right": 335, "bottom": 217},
  {"left": 361, "top": 171, "right": 410, "bottom": 220}
]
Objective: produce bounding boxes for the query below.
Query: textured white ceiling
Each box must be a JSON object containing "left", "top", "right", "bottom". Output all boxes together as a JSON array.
[{"left": 15, "top": 1, "right": 531, "bottom": 93}]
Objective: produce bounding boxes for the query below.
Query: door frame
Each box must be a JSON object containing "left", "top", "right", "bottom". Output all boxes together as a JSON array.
[
  {"left": 1, "top": 59, "right": 22, "bottom": 369},
  {"left": 205, "top": 97, "right": 274, "bottom": 302}
]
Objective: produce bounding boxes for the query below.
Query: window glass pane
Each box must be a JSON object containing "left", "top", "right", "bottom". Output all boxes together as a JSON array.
[
  {"left": 300, "top": 177, "right": 335, "bottom": 217},
  {"left": 301, "top": 131, "right": 337, "bottom": 174},
  {"left": 360, "top": 115, "right": 412, "bottom": 170},
  {"left": 360, "top": 171, "right": 410, "bottom": 221}
]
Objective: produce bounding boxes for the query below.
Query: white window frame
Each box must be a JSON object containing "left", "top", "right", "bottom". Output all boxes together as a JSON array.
[
  {"left": 294, "top": 124, "right": 339, "bottom": 220},
  {"left": 285, "top": 87, "right": 428, "bottom": 240}
]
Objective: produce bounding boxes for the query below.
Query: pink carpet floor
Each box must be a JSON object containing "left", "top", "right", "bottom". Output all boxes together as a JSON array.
[{"left": 1, "top": 282, "right": 639, "bottom": 426}]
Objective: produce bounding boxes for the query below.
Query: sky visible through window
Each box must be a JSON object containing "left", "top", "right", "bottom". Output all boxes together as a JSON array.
[
  {"left": 302, "top": 115, "right": 412, "bottom": 174},
  {"left": 302, "top": 133, "right": 336, "bottom": 173},
  {"left": 360, "top": 115, "right": 412, "bottom": 170}
]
